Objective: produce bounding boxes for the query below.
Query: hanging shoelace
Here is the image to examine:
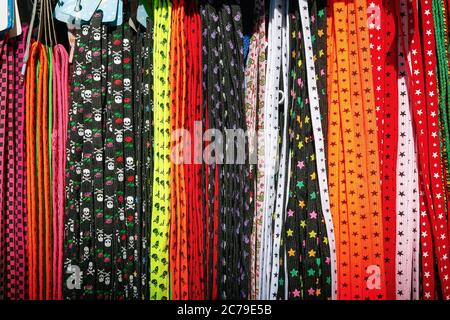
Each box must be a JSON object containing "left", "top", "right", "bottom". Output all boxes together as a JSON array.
[
  {"left": 169, "top": 0, "right": 207, "bottom": 300},
  {"left": 269, "top": 0, "right": 290, "bottom": 300},
  {"left": 64, "top": 6, "right": 144, "bottom": 299},
  {"left": 169, "top": 0, "right": 189, "bottom": 300},
  {"left": 300, "top": 0, "right": 336, "bottom": 299},
  {"left": 122, "top": 15, "right": 139, "bottom": 299},
  {"left": 0, "top": 40, "right": 6, "bottom": 299},
  {"left": 327, "top": 0, "right": 386, "bottom": 300},
  {"left": 275, "top": 0, "right": 334, "bottom": 300},
  {"left": 394, "top": 0, "right": 420, "bottom": 300},
  {"left": 150, "top": 0, "right": 172, "bottom": 300},
  {"left": 78, "top": 12, "right": 102, "bottom": 299},
  {"left": 309, "top": 0, "right": 328, "bottom": 155},
  {"left": 141, "top": 14, "right": 154, "bottom": 299},
  {"left": 200, "top": 2, "right": 218, "bottom": 300},
  {"left": 64, "top": 23, "right": 85, "bottom": 300},
  {"left": 375, "top": 0, "right": 399, "bottom": 300},
  {"left": 433, "top": 0, "right": 450, "bottom": 195},
  {"left": 5, "top": 0, "right": 450, "bottom": 302},
  {"left": 406, "top": 0, "right": 450, "bottom": 300},
  {"left": 201, "top": 0, "right": 252, "bottom": 300},
  {"left": 367, "top": 0, "right": 400, "bottom": 300},
  {"left": 259, "top": 0, "right": 286, "bottom": 300},
  {"left": 184, "top": 0, "right": 205, "bottom": 299},
  {"left": 14, "top": 26, "right": 30, "bottom": 301},
  {"left": 26, "top": 36, "right": 52, "bottom": 300},
  {"left": 0, "top": 25, "right": 29, "bottom": 301},
  {"left": 367, "top": 0, "right": 385, "bottom": 158},
  {"left": 245, "top": 0, "right": 267, "bottom": 301},
  {"left": 52, "top": 40, "right": 69, "bottom": 301}
]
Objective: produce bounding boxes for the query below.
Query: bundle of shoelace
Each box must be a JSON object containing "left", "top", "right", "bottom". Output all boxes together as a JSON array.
[
  {"left": 0, "top": 0, "right": 69, "bottom": 300},
  {"left": 4, "top": 0, "right": 450, "bottom": 301},
  {"left": 0, "top": 24, "right": 29, "bottom": 301},
  {"left": 24, "top": 0, "right": 69, "bottom": 300}
]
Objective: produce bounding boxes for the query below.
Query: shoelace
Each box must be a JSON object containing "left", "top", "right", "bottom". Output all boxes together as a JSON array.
[
  {"left": 169, "top": 0, "right": 205, "bottom": 300},
  {"left": 278, "top": 5, "right": 307, "bottom": 299},
  {"left": 201, "top": 1, "right": 252, "bottom": 299},
  {"left": 122, "top": 13, "right": 139, "bottom": 299},
  {"left": 64, "top": 25, "right": 85, "bottom": 300},
  {"left": 26, "top": 41, "right": 39, "bottom": 300},
  {"left": 276, "top": 0, "right": 334, "bottom": 300},
  {"left": 406, "top": 0, "right": 450, "bottom": 300},
  {"left": 377, "top": 0, "right": 398, "bottom": 300},
  {"left": 0, "top": 25, "right": 28, "bottom": 300},
  {"left": 433, "top": 0, "right": 450, "bottom": 196},
  {"left": 269, "top": 0, "right": 291, "bottom": 300},
  {"left": 63, "top": 7, "right": 146, "bottom": 300},
  {"left": 13, "top": 25, "right": 29, "bottom": 300},
  {"left": 245, "top": 0, "right": 267, "bottom": 301},
  {"left": 200, "top": 2, "right": 219, "bottom": 299},
  {"left": 367, "top": 0, "right": 385, "bottom": 160},
  {"left": 169, "top": 0, "right": 189, "bottom": 300},
  {"left": 299, "top": 0, "right": 337, "bottom": 299},
  {"left": 151, "top": 0, "right": 172, "bottom": 300},
  {"left": 368, "top": 0, "right": 399, "bottom": 300},
  {"left": 394, "top": 0, "right": 420, "bottom": 300},
  {"left": 140, "top": 16, "right": 154, "bottom": 300},
  {"left": 433, "top": 0, "right": 450, "bottom": 240},
  {"left": 32, "top": 42, "right": 50, "bottom": 300},
  {"left": 222, "top": 2, "right": 252, "bottom": 300},
  {"left": 78, "top": 12, "right": 102, "bottom": 299},
  {"left": 24, "top": 39, "right": 50, "bottom": 300},
  {"left": 327, "top": 0, "right": 386, "bottom": 300},
  {"left": 184, "top": 0, "right": 204, "bottom": 299},
  {"left": 0, "top": 39, "right": 6, "bottom": 299},
  {"left": 259, "top": 0, "right": 285, "bottom": 300},
  {"left": 51, "top": 43, "right": 69, "bottom": 300}
]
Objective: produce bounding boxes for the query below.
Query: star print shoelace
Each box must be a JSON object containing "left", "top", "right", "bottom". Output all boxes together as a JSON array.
[
  {"left": 24, "top": 23, "right": 69, "bottom": 299},
  {"left": 201, "top": 0, "right": 253, "bottom": 300}
]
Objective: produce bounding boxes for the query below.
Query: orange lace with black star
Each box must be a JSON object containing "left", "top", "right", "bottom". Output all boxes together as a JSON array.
[{"left": 327, "top": 0, "right": 386, "bottom": 300}]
